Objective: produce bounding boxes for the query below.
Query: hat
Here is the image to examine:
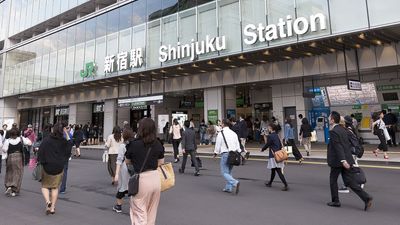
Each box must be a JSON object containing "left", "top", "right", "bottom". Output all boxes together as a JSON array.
[
  {"left": 344, "top": 116, "right": 353, "bottom": 125},
  {"left": 28, "top": 124, "right": 33, "bottom": 128}
]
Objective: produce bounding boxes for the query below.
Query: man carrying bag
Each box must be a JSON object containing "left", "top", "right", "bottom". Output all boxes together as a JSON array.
[{"left": 213, "top": 119, "right": 241, "bottom": 195}]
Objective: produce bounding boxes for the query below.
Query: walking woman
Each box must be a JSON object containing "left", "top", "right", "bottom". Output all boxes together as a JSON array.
[
  {"left": 372, "top": 111, "right": 390, "bottom": 159},
  {"left": 284, "top": 118, "right": 304, "bottom": 163},
  {"left": 113, "top": 128, "right": 135, "bottom": 213},
  {"left": 72, "top": 125, "right": 84, "bottom": 157},
  {"left": 299, "top": 117, "right": 312, "bottom": 156},
  {"left": 260, "top": 116, "right": 269, "bottom": 144},
  {"left": 38, "top": 122, "right": 72, "bottom": 214},
  {"left": 105, "top": 126, "right": 123, "bottom": 185},
  {"left": 261, "top": 123, "right": 289, "bottom": 191},
  {"left": 169, "top": 119, "right": 182, "bottom": 163},
  {"left": 2, "top": 128, "right": 32, "bottom": 197},
  {"left": 125, "top": 118, "right": 165, "bottom": 225}
]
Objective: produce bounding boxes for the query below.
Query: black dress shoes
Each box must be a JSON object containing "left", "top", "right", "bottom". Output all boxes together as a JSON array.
[
  {"left": 327, "top": 202, "right": 341, "bottom": 208},
  {"left": 364, "top": 198, "right": 373, "bottom": 211}
]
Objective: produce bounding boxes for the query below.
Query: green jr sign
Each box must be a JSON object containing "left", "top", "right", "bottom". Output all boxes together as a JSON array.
[{"left": 80, "top": 62, "right": 96, "bottom": 78}]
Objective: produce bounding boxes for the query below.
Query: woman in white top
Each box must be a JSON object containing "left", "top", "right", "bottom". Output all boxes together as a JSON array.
[
  {"left": 2, "top": 128, "right": 32, "bottom": 196},
  {"left": 260, "top": 117, "right": 269, "bottom": 144},
  {"left": 372, "top": 111, "right": 390, "bottom": 159},
  {"left": 169, "top": 119, "right": 182, "bottom": 163},
  {"left": 105, "top": 126, "right": 124, "bottom": 185}
]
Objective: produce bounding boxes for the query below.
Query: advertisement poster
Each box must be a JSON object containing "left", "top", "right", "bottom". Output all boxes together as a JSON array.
[
  {"left": 158, "top": 114, "right": 169, "bottom": 134},
  {"left": 208, "top": 110, "right": 218, "bottom": 124},
  {"left": 226, "top": 109, "right": 236, "bottom": 119}
]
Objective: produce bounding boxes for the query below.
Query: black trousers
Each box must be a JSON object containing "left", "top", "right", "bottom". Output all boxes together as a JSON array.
[
  {"left": 181, "top": 150, "right": 199, "bottom": 172},
  {"left": 387, "top": 126, "right": 396, "bottom": 146},
  {"left": 269, "top": 168, "right": 288, "bottom": 186},
  {"left": 172, "top": 139, "right": 181, "bottom": 159},
  {"left": 287, "top": 139, "right": 303, "bottom": 160},
  {"left": 330, "top": 167, "right": 370, "bottom": 203}
]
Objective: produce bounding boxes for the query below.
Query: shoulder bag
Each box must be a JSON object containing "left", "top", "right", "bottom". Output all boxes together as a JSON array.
[
  {"left": 128, "top": 145, "right": 152, "bottom": 197},
  {"left": 221, "top": 131, "right": 241, "bottom": 166},
  {"left": 158, "top": 162, "right": 175, "bottom": 192},
  {"left": 270, "top": 141, "right": 288, "bottom": 163}
]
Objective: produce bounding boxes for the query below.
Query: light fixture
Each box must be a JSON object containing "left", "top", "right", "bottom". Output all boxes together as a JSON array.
[
  {"left": 283, "top": 56, "right": 291, "bottom": 60},
  {"left": 182, "top": 72, "right": 189, "bottom": 75},
  {"left": 336, "top": 37, "right": 343, "bottom": 43},
  {"left": 177, "top": 66, "right": 184, "bottom": 70},
  {"left": 263, "top": 50, "right": 270, "bottom": 55},
  {"left": 238, "top": 55, "right": 246, "bottom": 60},
  {"left": 285, "top": 46, "right": 292, "bottom": 51},
  {"left": 329, "top": 48, "right": 336, "bottom": 53},
  {"left": 174, "top": 74, "right": 180, "bottom": 77},
  {"left": 374, "top": 40, "right": 382, "bottom": 45},
  {"left": 224, "top": 57, "right": 232, "bottom": 62},
  {"left": 128, "top": 75, "right": 135, "bottom": 78},
  {"left": 259, "top": 60, "right": 267, "bottom": 63},
  {"left": 354, "top": 44, "right": 361, "bottom": 48},
  {"left": 246, "top": 62, "right": 254, "bottom": 66},
  {"left": 200, "top": 70, "right": 207, "bottom": 73},
  {"left": 118, "top": 77, "right": 125, "bottom": 80},
  {"left": 229, "top": 65, "right": 237, "bottom": 68},
  {"left": 305, "top": 52, "right": 313, "bottom": 56},
  {"left": 139, "top": 74, "right": 146, "bottom": 77},
  {"left": 309, "top": 42, "right": 317, "bottom": 47},
  {"left": 207, "top": 60, "right": 214, "bottom": 65},
  {"left": 192, "top": 63, "right": 199, "bottom": 68},
  {"left": 358, "top": 33, "right": 365, "bottom": 39},
  {"left": 83, "top": 84, "right": 89, "bottom": 87},
  {"left": 151, "top": 71, "right": 158, "bottom": 74},
  {"left": 160, "top": 69, "right": 166, "bottom": 73},
  {"left": 215, "top": 67, "right": 222, "bottom": 71}
]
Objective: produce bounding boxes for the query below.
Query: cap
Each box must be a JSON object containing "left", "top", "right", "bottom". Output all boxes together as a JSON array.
[
  {"left": 28, "top": 124, "right": 33, "bottom": 128},
  {"left": 344, "top": 116, "right": 353, "bottom": 125}
]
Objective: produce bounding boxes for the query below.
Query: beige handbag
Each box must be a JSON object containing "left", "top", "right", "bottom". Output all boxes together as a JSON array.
[{"left": 158, "top": 162, "right": 175, "bottom": 192}]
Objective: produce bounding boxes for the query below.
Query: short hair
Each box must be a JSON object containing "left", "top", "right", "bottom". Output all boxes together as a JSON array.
[
  {"left": 330, "top": 111, "right": 341, "bottom": 124},
  {"left": 382, "top": 110, "right": 387, "bottom": 115},
  {"left": 52, "top": 121, "right": 67, "bottom": 138},
  {"left": 222, "top": 119, "right": 231, "bottom": 127},
  {"left": 137, "top": 118, "right": 157, "bottom": 144},
  {"left": 184, "top": 120, "right": 190, "bottom": 128},
  {"left": 298, "top": 114, "right": 303, "bottom": 119},
  {"left": 351, "top": 114, "right": 355, "bottom": 118},
  {"left": 269, "top": 122, "right": 278, "bottom": 132}
]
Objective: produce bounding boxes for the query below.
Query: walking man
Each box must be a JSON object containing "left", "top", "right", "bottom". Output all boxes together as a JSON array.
[
  {"left": 179, "top": 120, "right": 200, "bottom": 176},
  {"left": 213, "top": 119, "right": 241, "bottom": 195},
  {"left": 238, "top": 115, "right": 250, "bottom": 159},
  {"left": 327, "top": 111, "right": 373, "bottom": 211}
]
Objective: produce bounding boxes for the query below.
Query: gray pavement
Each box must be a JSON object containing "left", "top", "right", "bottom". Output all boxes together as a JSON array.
[{"left": 0, "top": 150, "right": 399, "bottom": 225}]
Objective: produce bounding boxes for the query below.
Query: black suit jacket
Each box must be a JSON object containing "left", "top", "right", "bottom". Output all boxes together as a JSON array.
[{"left": 327, "top": 125, "right": 355, "bottom": 168}]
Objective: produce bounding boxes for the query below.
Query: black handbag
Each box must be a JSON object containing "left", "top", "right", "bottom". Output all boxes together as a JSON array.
[
  {"left": 350, "top": 167, "right": 367, "bottom": 185},
  {"left": 128, "top": 145, "right": 152, "bottom": 197},
  {"left": 221, "top": 131, "right": 241, "bottom": 166}
]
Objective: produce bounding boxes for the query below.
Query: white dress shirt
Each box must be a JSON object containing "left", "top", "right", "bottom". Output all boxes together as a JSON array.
[{"left": 214, "top": 127, "right": 241, "bottom": 154}]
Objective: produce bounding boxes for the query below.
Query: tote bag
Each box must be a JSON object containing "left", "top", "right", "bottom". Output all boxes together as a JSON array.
[{"left": 158, "top": 162, "right": 175, "bottom": 192}]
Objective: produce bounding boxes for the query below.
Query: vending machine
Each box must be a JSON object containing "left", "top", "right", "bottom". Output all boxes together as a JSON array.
[{"left": 309, "top": 108, "right": 330, "bottom": 144}]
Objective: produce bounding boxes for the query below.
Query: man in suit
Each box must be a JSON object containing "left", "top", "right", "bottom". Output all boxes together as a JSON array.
[{"left": 327, "top": 111, "right": 373, "bottom": 211}]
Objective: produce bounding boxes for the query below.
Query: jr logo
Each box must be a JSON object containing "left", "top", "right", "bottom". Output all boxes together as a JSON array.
[{"left": 80, "top": 62, "right": 96, "bottom": 78}]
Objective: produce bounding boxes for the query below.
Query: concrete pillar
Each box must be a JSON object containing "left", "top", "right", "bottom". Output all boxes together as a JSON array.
[
  {"left": 68, "top": 103, "right": 77, "bottom": 125},
  {"left": 224, "top": 87, "right": 236, "bottom": 119},
  {"left": 104, "top": 99, "right": 116, "bottom": 138},
  {"left": 204, "top": 87, "right": 224, "bottom": 124},
  {"left": 0, "top": 97, "right": 19, "bottom": 127},
  {"left": 117, "top": 107, "right": 130, "bottom": 128},
  {"left": 76, "top": 103, "right": 92, "bottom": 125}
]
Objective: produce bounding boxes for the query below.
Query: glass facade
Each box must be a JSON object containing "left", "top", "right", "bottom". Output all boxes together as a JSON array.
[{"left": 2, "top": 0, "right": 400, "bottom": 97}]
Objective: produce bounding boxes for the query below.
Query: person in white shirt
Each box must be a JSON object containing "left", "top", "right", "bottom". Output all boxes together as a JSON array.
[
  {"left": 105, "top": 126, "right": 124, "bottom": 185},
  {"left": 2, "top": 128, "right": 32, "bottom": 196},
  {"left": 213, "top": 119, "right": 241, "bottom": 195},
  {"left": 169, "top": 119, "right": 182, "bottom": 163}
]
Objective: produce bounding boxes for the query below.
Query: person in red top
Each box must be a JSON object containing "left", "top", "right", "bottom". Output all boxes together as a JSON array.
[{"left": 23, "top": 124, "right": 36, "bottom": 165}]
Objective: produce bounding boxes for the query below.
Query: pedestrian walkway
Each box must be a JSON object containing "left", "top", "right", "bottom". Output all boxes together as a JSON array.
[{"left": 81, "top": 142, "right": 400, "bottom": 164}]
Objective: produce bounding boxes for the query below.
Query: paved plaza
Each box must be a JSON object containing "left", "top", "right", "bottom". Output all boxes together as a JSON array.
[{"left": 0, "top": 149, "right": 399, "bottom": 225}]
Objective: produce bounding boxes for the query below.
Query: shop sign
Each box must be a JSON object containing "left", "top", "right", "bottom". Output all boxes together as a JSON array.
[
  {"left": 352, "top": 105, "right": 361, "bottom": 110},
  {"left": 104, "top": 48, "right": 144, "bottom": 74},
  {"left": 243, "top": 13, "right": 327, "bottom": 45},
  {"left": 382, "top": 104, "right": 400, "bottom": 111},
  {"left": 195, "top": 101, "right": 204, "bottom": 108},
  {"left": 208, "top": 110, "right": 218, "bottom": 124},
  {"left": 93, "top": 103, "right": 104, "bottom": 113},
  {"left": 118, "top": 95, "right": 163, "bottom": 107},
  {"left": 159, "top": 35, "right": 226, "bottom": 62},
  {"left": 55, "top": 107, "right": 69, "bottom": 116},
  {"left": 347, "top": 79, "right": 362, "bottom": 91},
  {"left": 80, "top": 62, "right": 96, "bottom": 78},
  {"left": 377, "top": 84, "right": 400, "bottom": 91}
]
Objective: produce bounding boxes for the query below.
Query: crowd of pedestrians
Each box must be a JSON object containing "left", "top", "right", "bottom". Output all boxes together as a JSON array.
[{"left": 1, "top": 108, "right": 397, "bottom": 224}]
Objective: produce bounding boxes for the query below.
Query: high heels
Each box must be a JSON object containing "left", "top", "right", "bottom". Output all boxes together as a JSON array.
[{"left": 45, "top": 202, "right": 52, "bottom": 215}]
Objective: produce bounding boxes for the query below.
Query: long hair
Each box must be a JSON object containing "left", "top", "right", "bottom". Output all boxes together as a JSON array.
[
  {"left": 137, "top": 118, "right": 157, "bottom": 145},
  {"left": 112, "top": 126, "right": 122, "bottom": 142},
  {"left": 122, "top": 128, "right": 135, "bottom": 142}
]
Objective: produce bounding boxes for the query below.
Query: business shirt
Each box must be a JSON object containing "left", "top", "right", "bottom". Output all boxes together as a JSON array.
[{"left": 214, "top": 127, "right": 241, "bottom": 154}]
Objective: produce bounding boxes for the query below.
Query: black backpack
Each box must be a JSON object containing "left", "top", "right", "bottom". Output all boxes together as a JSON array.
[{"left": 347, "top": 128, "right": 364, "bottom": 158}]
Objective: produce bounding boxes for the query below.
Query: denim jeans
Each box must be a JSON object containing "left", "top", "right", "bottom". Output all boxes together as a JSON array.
[
  {"left": 60, "top": 162, "right": 69, "bottom": 192},
  {"left": 220, "top": 153, "right": 238, "bottom": 192},
  {"left": 200, "top": 132, "right": 206, "bottom": 144}
]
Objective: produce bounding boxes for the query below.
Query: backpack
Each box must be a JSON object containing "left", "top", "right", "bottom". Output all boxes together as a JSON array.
[{"left": 347, "top": 128, "right": 364, "bottom": 158}]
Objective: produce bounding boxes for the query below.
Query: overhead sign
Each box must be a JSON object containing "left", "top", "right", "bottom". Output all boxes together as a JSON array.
[
  {"left": 377, "top": 84, "right": 400, "bottom": 91},
  {"left": 104, "top": 48, "right": 144, "bottom": 74},
  {"left": 118, "top": 95, "right": 163, "bottom": 107},
  {"left": 244, "top": 13, "right": 327, "bottom": 45},
  {"left": 348, "top": 79, "right": 362, "bottom": 91}
]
